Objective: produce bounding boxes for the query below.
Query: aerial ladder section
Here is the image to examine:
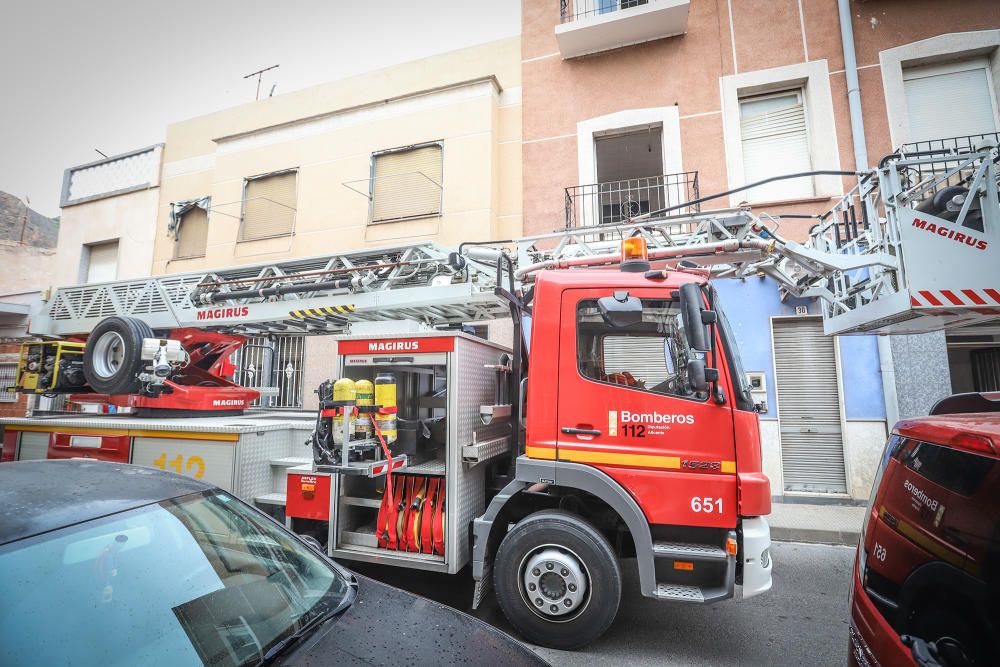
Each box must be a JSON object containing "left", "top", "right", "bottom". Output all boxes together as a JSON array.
[{"left": 30, "top": 143, "right": 1000, "bottom": 339}]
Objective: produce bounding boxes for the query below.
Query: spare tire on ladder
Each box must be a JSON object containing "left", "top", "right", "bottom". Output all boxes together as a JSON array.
[{"left": 83, "top": 316, "right": 154, "bottom": 395}]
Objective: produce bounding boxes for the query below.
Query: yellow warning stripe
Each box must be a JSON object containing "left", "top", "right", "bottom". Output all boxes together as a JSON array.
[
  {"left": 290, "top": 304, "right": 356, "bottom": 320},
  {"left": 526, "top": 446, "right": 556, "bottom": 460},
  {"left": 7, "top": 425, "right": 239, "bottom": 442},
  {"left": 880, "top": 505, "right": 976, "bottom": 574},
  {"left": 526, "top": 446, "right": 735, "bottom": 473}
]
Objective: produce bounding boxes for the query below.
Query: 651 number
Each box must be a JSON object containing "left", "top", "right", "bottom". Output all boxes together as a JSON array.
[{"left": 691, "top": 497, "right": 724, "bottom": 513}]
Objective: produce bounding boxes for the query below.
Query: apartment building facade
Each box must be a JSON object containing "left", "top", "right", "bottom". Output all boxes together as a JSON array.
[
  {"left": 521, "top": 0, "right": 1000, "bottom": 499},
  {"left": 51, "top": 38, "right": 522, "bottom": 412}
]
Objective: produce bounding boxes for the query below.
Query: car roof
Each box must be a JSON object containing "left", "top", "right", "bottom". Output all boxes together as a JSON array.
[
  {"left": 0, "top": 460, "right": 214, "bottom": 546},
  {"left": 894, "top": 413, "right": 1000, "bottom": 453}
]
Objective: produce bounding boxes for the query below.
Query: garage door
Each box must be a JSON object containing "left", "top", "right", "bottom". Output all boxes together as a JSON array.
[{"left": 773, "top": 317, "right": 847, "bottom": 494}]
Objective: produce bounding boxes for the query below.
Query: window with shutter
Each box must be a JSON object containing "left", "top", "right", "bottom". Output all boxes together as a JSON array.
[
  {"left": 739, "top": 90, "right": 813, "bottom": 202},
  {"left": 84, "top": 240, "right": 119, "bottom": 283},
  {"left": 175, "top": 207, "right": 209, "bottom": 258},
  {"left": 370, "top": 144, "right": 442, "bottom": 224},
  {"left": 241, "top": 171, "right": 297, "bottom": 241},
  {"left": 903, "top": 59, "right": 999, "bottom": 144}
]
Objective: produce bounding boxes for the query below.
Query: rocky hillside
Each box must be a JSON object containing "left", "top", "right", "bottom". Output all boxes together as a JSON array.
[{"left": 0, "top": 191, "right": 58, "bottom": 247}]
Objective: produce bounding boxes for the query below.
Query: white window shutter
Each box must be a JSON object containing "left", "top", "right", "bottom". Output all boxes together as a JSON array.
[
  {"left": 740, "top": 92, "right": 813, "bottom": 202},
  {"left": 85, "top": 241, "right": 119, "bottom": 283},
  {"left": 904, "top": 64, "right": 998, "bottom": 143}
]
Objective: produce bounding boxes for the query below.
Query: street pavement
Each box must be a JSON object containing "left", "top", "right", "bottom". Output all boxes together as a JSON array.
[{"left": 349, "top": 540, "right": 855, "bottom": 666}]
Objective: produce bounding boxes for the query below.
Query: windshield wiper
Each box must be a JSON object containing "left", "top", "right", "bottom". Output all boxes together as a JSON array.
[{"left": 258, "top": 588, "right": 356, "bottom": 665}]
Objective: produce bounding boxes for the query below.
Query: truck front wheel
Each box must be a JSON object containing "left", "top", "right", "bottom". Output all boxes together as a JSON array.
[{"left": 493, "top": 510, "right": 621, "bottom": 650}]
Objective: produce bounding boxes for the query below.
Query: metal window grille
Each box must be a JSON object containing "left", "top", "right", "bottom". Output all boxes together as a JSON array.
[
  {"left": 900, "top": 131, "right": 1000, "bottom": 189},
  {"left": 561, "top": 0, "right": 649, "bottom": 22},
  {"left": 231, "top": 335, "right": 306, "bottom": 408},
  {"left": 0, "top": 363, "right": 17, "bottom": 403},
  {"left": 564, "top": 171, "right": 699, "bottom": 229},
  {"left": 821, "top": 132, "right": 1000, "bottom": 251},
  {"left": 240, "top": 171, "right": 298, "bottom": 241}
]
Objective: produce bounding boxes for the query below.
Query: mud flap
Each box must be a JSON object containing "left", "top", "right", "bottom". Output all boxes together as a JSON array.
[{"left": 472, "top": 560, "right": 494, "bottom": 611}]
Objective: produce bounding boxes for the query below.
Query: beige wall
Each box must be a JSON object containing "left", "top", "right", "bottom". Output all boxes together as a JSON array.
[
  {"left": 522, "top": 0, "right": 1000, "bottom": 240},
  {"left": 154, "top": 37, "right": 522, "bottom": 275},
  {"left": 0, "top": 244, "right": 56, "bottom": 294},
  {"left": 53, "top": 188, "right": 159, "bottom": 287}
]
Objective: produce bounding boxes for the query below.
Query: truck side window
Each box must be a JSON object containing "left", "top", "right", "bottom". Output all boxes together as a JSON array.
[{"left": 577, "top": 298, "right": 705, "bottom": 401}]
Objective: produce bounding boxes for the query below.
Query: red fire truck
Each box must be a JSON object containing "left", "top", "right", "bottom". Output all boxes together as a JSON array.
[{"left": 3, "top": 144, "right": 998, "bottom": 649}]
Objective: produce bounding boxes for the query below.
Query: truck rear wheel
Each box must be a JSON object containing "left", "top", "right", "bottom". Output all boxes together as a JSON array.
[
  {"left": 493, "top": 510, "right": 621, "bottom": 650},
  {"left": 83, "top": 316, "right": 153, "bottom": 395}
]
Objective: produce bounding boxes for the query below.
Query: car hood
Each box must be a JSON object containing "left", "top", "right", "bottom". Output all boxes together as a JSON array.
[{"left": 277, "top": 574, "right": 547, "bottom": 666}]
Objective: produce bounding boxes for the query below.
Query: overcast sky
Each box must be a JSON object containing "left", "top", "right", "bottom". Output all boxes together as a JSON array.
[{"left": 0, "top": 1, "right": 520, "bottom": 217}]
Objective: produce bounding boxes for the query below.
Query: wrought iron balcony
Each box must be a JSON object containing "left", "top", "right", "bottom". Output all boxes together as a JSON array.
[{"left": 564, "top": 171, "right": 699, "bottom": 229}]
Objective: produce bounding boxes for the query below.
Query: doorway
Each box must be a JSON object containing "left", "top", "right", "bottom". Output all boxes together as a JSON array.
[
  {"left": 772, "top": 317, "right": 848, "bottom": 494},
  {"left": 593, "top": 126, "right": 664, "bottom": 224}
]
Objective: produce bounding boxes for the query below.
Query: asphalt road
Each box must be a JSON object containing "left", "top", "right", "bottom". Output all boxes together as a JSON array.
[{"left": 348, "top": 541, "right": 855, "bottom": 666}]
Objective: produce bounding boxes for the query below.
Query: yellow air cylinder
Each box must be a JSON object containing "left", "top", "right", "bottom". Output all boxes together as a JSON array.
[
  {"left": 374, "top": 372, "right": 397, "bottom": 444},
  {"left": 332, "top": 377, "right": 356, "bottom": 445},
  {"left": 355, "top": 379, "right": 374, "bottom": 439}
]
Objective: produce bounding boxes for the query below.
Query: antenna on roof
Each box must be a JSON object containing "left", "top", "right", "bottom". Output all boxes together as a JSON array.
[{"left": 243, "top": 64, "right": 280, "bottom": 101}]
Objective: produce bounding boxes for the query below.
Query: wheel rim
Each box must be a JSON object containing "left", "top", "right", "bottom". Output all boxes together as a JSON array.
[
  {"left": 91, "top": 331, "right": 126, "bottom": 379},
  {"left": 518, "top": 544, "right": 590, "bottom": 621}
]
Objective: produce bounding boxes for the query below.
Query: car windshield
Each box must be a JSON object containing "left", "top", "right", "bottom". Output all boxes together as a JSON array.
[{"left": 0, "top": 490, "right": 352, "bottom": 666}]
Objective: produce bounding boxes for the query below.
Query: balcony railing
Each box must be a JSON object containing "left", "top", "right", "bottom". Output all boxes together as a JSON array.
[
  {"left": 564, "top": 171, "right": 699, "bottom": 229},
  {"left": 560, "top": 0, "right": 650, "bottom": 23}
]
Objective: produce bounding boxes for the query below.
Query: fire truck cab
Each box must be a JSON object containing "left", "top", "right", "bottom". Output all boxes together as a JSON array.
[{"left": 469, "top": 266, "right": 771, "bottom": 648}]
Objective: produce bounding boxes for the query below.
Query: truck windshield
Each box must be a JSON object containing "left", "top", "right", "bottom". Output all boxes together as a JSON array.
[
  {"left": 0, "top": 491, "right": 352, "bottom": 667},
  {"left": 714, "top": 294, "right": 755, "bottom": 411}
]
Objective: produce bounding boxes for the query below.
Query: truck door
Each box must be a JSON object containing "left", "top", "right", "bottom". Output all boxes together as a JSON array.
[{"left": 555, "top": 287, "right": 738, "bottom": 528}]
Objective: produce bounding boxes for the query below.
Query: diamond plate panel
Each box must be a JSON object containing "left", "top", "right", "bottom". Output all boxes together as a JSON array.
[
  {"left": 233, "top": 428, "right": 302, "bottom": 503},
  {"left": 655, "top": 583, "right": 704, "bottom": 602},
  {"left": 447, "top": 335, "right": 510, "bottom": 573},
  {"left": 652, "top": 542, "right": 726, "bottom": 560}
]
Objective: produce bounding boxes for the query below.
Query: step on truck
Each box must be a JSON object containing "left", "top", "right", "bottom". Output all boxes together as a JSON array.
[{"left": 3, "top": 142, "right": 999, "bottom": 649}]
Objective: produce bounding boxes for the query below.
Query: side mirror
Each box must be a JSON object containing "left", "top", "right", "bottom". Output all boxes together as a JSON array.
[
  {"left": 687, "top": 357, "right": 708, "bottom": 392},
  {"left": 599, "top": 291, "right": 643, "bottom": 328},
  {"left": 679, "top": 283, "right": 710, "bottom": 352},
  {"left": 298, "top": 534, "right": 325, "bottom": 554}
]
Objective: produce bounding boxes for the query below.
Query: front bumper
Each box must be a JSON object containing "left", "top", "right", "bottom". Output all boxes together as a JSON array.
[{"left": 736, "top": 516, "right": 773, "bottom": 600}]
